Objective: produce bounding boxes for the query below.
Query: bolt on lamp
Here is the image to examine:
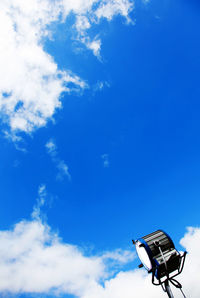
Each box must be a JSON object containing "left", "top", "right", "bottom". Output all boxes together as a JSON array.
[{"left": 132, "top": 230, "right": 187, "bottom": 298}]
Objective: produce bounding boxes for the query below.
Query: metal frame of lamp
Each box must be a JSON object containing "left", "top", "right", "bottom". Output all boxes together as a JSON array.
[{"left": 132, "top": 230, "right": 187, "bottom": 298}]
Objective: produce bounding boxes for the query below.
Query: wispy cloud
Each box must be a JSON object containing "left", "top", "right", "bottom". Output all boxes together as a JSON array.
[
  {"left": 101, "top": 153, "right": 110, "bottom": 168},
  {"left": 31, "top": 184, "right": 47, "bottom": 220},
  {"left": 69, "top": 0, "right": 134, "bottom": 58},
  {"left": 46, "top": 139, "right": 71, "bottom": 181},
  {"left": 0, "top": 0, "right": 134, "bottom": 137},
  {"left": 4, "top": 130, "right": 27, "bottom": 152},
  {"left": 93, "top": 81, "right": 110, "bottom": 92}
]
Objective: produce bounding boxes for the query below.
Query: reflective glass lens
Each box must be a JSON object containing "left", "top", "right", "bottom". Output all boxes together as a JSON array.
[{"left": 136, "top": 241, "right": 152, "bottom": 271}]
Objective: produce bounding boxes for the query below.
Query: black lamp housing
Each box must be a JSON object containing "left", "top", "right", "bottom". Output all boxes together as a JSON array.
[{"left": 133, "top": 230, "right": 187, "bottom": 297}]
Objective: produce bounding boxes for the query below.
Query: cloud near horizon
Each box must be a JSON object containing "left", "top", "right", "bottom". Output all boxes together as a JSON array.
[
  {"left": 0, "top": 206, "right": 199, "bottom": 298},
  {"left": 0, "top": 218, "right": 135, "bottom": 297},
  {"left": 0, "top": 0, "right": 134, "bottom": 136}
]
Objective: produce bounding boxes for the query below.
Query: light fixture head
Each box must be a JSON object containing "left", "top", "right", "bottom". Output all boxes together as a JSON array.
[
  {"left": 133, "top": 229, "right": 187, "bottom": 297},
  {"left": 134, "top": 230, "right": 181, "bottom": 279}
]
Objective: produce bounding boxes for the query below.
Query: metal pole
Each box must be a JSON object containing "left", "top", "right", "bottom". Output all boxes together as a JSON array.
[{"left": 165, "top": 280, "right": 174, "bottom": 298}]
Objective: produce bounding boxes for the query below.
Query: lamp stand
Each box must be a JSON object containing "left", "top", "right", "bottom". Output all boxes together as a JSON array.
[{"left": 164, "top": 280, "right": 174, "bottom": 298}]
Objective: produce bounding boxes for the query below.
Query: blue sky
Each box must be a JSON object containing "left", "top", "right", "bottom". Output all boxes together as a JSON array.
[{"left": 0, "top": 0, "right": 200, "bottom": 297}]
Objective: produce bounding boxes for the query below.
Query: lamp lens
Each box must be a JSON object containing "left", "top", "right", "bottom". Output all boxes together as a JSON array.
[{"left": 136, "top": 241, "right": 152, "bottom": 271}]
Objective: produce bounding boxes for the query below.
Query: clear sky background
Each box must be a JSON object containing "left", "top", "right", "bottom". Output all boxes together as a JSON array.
[{"left": 0, "top": 0, "right": 200, "bottom": 297}]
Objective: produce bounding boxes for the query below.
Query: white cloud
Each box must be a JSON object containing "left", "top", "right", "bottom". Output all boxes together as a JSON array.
[
  {"left": 95, "top": 0, "right": 134, "bottom": 22},
  {"left": 102, "top": 249, "right": 135, "bottom": 264},
  {"left": 84, "top": 270, "right": 163, "bottom": 298},
  {"left": 0, "top": 219, "right": 103, "bottom": 295},
  {"left": 45, "top": 139, "right": 57, "bottom": 156},
  {"left": 71, "top": 0, "right": 134, "bottom": 57},
  {"left": 75, "top": 15, "right": 92, "bottom": 32},
  {"left": 178, "top": 227, "right": 200, "bottom": 297},
  {"left": 85, "top": 39, "right": 102, "bottom": 58},
  {"left": 61, "top": 0, "right": 98, "bottom": 17},
  {"left": 0, "top": 0, "right": 134, "bottom": 136},
  {"left": 0, "top": 217, "right": 135, "bottom": 296},
  {"left": 46, "top": 139, "right": 71, "bottom": 181},
  {"left": 0, "top": 204, "right": 199, "bottom": 298},
  {"left": 0, "top": 0, "right": 86, "bottom": 135}
]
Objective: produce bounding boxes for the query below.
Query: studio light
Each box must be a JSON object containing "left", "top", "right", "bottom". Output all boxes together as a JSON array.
[{"left": 132, "top": 230, "right": 187, "bottom": 298}]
